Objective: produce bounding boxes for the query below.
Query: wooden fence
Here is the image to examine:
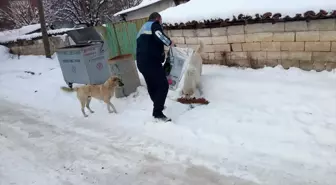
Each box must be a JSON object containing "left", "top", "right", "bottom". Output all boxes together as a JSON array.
[{"left": 95, "top": 17, "right": 148, "bottom": 59}]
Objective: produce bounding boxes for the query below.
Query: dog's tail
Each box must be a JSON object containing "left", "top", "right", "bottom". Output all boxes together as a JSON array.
[
  {"left": 194, "top": 41, "right": 204, "bottom": 53},
  {"left": 60, "top": 86, "right": 78, "bottom": 93}
]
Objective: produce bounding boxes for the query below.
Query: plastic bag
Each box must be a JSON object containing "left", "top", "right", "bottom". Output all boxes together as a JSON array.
[{"left": 164, "top": 46, "right": 194, "bottom": 90}]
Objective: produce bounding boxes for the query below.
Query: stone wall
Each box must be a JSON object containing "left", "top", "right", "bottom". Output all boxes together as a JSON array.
[
  {"left": 9, "top": 36, "right": 68, "bottom": 56},
  {"left": 166, "top": 19, "right": 336, "bottom": 71}
]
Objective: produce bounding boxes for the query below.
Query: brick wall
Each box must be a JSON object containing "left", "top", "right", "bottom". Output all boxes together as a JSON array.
[
  {"left": 9, "top": 36, "right": 68, "bottom": 56},
  {"left": 165, "top": 19, "right": 336, "bottom": 71}
]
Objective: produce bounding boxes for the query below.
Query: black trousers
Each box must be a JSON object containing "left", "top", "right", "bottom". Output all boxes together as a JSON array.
[{"left": 137, "top": 62, "right": 169, "bottom": 117}]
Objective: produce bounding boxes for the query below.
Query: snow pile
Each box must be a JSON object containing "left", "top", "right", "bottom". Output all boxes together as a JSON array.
[
  {"left": 0, "top": 54, "right": 336, "bottom": 184},
  {"left": 160, "top": 0, "right": 336, "bottom": 23},
  {"left": 0, "top": 45, "right": 10, "bottom": 61},
  {"left": 114, "top": 0, "right": 162, "bottom": 16}
]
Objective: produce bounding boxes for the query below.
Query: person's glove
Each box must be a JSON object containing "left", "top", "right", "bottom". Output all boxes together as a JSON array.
[
  {"left": 163, "top": 61, "right": 172, "bottom": 76},
  {"left": 161, "top": 52, "right": 166, "bottom": 63},
  {"left": 163, "top": 48, "right": 173, "bottom": 76}
]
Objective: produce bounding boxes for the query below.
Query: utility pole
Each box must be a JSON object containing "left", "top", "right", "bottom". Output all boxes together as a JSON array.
[{"left": 36, "top": 0, "right": 51, "bottom": 58}]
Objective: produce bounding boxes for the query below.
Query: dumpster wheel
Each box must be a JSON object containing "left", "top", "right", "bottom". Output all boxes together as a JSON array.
[{"left": 67, "top": 82, "right": 73, "bottom": 89}]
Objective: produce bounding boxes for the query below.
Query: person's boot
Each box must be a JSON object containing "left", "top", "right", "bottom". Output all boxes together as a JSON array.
[{"left": 153, "top": 112, "right": 172, "bottom": 122}]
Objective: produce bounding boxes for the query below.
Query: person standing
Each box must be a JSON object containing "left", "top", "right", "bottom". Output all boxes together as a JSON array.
[{"left": 136, "top": 12, "right": 174, "bottom": 122}]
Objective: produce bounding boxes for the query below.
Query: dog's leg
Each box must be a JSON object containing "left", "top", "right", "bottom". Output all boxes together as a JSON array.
[
  {"left": 105, "top": 102, "right": 117, "bottom": 114},
  {"left": 109, "top": 102, "right": 118, "bottom": 113},
  {"left": 104, "top": 98, "right": 114, "bottom": 113},
  {"left": 185, "top": 94, "right": 191, "bottom": 99},
  {"left": 106, "top": 103, "right": 113, "bottom": 113},
  {"left": 86, "top": 97, "right": 94, "bottom": 113},
  {"left": 80, "top": 100, "right": 88, "bottom": 117},
  {"left": 196, "top": 82, "right": 204, "bottom": 96},
  {"left": 198, "top": 87, "right": 204, "bottom": 96}
]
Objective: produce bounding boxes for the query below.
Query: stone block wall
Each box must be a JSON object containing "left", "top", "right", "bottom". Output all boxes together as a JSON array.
[
  {"left": 9, "top": 36, "right": 67, "bottom": 56},
  {"left": 165, "top": 19, "right": 336, "bottom": 71}
]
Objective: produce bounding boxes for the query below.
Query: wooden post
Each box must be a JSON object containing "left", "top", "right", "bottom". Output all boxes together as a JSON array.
[{"left": 36, "top": 0, "right": 51, "bottom": 58}]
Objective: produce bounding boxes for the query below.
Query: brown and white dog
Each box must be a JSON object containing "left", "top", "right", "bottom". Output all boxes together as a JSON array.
[
  {"left": 61, "top": 76, "right": 124, "bottom": 117},
  {"left": 182, "top": 42, "right": 203, "bottom": 98}
]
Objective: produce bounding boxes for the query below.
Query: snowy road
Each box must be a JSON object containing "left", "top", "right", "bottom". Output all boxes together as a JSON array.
[
  {"left": 0, "top": 98, "right": 255, "bottom": 185},
  {"left": 0, "top": 48, "right": 335, "bottom": 184}
]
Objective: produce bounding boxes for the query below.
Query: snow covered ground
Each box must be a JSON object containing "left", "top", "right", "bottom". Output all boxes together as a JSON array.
[{"left": 0, "top": 48, "right": 336, "bottom": 185}]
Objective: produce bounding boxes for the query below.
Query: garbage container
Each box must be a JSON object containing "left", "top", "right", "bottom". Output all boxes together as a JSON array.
[
  {"left": 56, "top": 43, "right": 111, "bottom": 87},
  {"left": 108, "top": 54, "right": 141, "bottom": 98},
  {"left": 56, "top": 28, "right": 111, "bottom": 88}
]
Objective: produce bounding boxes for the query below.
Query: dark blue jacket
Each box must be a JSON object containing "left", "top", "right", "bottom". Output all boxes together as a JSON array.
[{"left": 136, "top": 21, "right": 172, "bottom": 68}]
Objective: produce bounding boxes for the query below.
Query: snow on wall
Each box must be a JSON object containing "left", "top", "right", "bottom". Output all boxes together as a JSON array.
[
  {"left": 0, "top": 28, "right": 80, "bottom": 44},
  {"left": 160, "top": 0, "right": 336, "bottom": 24},
  {"left": 0, "top": 24, "right": 41, "bottom": 38}
]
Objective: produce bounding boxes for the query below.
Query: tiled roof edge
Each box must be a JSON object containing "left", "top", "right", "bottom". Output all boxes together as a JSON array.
[{"left": 163, "top": 10, "right": 336, "bottom": 29}]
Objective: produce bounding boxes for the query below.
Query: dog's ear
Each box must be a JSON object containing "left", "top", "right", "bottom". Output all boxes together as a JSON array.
[
  {"left": 110, "top": 76, "right": 118, "bottom": 81},
  {"left": 115, "top": 75, "right": 122, "bottom": 81}
]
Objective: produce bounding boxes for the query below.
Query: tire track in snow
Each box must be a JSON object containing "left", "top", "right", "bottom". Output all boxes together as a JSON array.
[{"left": 0, "top": 98, "right": 256, "bottom": 185}]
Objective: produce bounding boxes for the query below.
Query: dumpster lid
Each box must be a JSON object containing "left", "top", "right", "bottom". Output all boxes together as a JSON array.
[
  {"left": 66, "top": 27, "right": 103, "bottom": 45},
  {"left": 58, "top": 43, "right": 93, "bottom": 49}
]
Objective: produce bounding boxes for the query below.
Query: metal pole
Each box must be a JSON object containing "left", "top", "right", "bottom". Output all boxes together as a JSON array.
[{"left": 36, "top": 0, "right": 51, "bottom": 58}]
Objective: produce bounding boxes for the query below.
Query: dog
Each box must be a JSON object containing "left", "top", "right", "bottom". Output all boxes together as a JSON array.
[
  {"left": 182, "top": 42, "right": 203, "bottom": 98},
  {"left": 61, "top": 76, "right": 124, "bottom": 117}
]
